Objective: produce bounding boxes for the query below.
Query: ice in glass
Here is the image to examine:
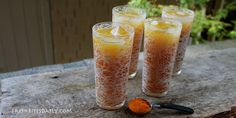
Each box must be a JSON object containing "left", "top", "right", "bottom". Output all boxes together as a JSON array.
[
  {"left": 142, "top": 18, "right": 182, "bottom": 97},
  {"left": 92, "top": 22, "right": 134, "bottom": 109},
  {"left": 112, "top": 5, "right": 146, "bottom": 78},
  {"left": 162, "top": 7, "right": 194, "bottom": 75}
]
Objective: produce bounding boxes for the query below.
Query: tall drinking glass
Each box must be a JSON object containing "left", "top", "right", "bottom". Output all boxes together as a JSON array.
[
  {"left": 112, "top": 5, "right": 146, "bottom": 79},
  {"left": 93, "top": 22, "right": 134, "bottom": 109},
  {"left": 162, "top": 7, "right": 194, "bottom": 75},
  {"left": 142, "top": 18, "right": 182, "bottom": 97}
]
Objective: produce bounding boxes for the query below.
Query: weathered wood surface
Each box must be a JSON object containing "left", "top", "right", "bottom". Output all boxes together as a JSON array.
[{"left": 0, "top": 47, "right": 236, "bottom": 118}]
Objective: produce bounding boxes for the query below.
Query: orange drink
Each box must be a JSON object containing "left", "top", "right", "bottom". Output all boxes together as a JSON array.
[
  {"left": 112, "top": 5, "right": 146, "bottom": 78},
  {"left": 162, "top": 7, "right": 194, "bottom": 75},
  {"left": 92, "top": 22, "right": 134, "bottom": 109},
  {"left": 142, "top": 18, "right": 182, "bottom": 97}
]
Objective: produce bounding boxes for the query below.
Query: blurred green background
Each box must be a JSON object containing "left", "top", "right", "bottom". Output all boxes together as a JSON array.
[{"left": 129, "top": 0, "right": 236, "bottom": 44}]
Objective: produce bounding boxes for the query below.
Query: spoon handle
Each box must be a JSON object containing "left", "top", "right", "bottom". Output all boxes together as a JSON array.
[{"left": 154, "top": 103, "right": 194, "bottom": 114}]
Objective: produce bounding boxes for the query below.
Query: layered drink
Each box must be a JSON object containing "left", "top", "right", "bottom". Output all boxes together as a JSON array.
[
  {"left": 93, "top": 22, "right": 134, "bottom": 109},
  {"left": 142, "top": 18, "right": 182, "bottom": 97},
  {"left": 112, "top": 5, "right": 146, "bottom": 78},
  {"left": 162, "top": 7, "right": 194, "bottom": 75}
]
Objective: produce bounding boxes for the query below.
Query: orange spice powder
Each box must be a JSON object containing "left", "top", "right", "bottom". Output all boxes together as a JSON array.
[{"left": 128, "top": 98, "right": 151, "bottom": 114}]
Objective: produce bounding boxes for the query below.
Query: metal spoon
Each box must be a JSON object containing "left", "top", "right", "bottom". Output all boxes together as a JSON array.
[{"left": 128, "top": 98, "right": 194, "bottom": 115}]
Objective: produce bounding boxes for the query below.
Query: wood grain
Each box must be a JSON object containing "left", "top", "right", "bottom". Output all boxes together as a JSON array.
[
  {"left": 0, "top": 0, "right": 53, "bottom": 72},
  {"left": 38, "top": 0, "right": 54, "bottom": 65},
  {"left": 24, "top": 0, "right": 46, "bottom": 66},
  {"left": 0, "top": 35, "right": 5, "bottom": 72},
  {"left": 0, "top": 0, "right": 19, "bottom": 71},
  {"left": 8, "top": 0, "right": 31, "bottom": 69}
]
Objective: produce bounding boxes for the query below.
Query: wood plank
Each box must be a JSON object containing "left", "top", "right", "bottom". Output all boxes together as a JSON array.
[
  {"left": 0, "top": 0, "right": 53, "bottom": 72},
  {"left": 0, "top": 0, "right": 19, "bottom": 71},
  {"left": 23, "top": 0, "right": 45, "bottom": 66},
  {"left": 8, "top": 0, "right": 31, "bottom": 69},
  {"left": 38, "top": 0, "right": 54, "bottom": 65},
  {"left": 0, "top": 36, "right": 6, "bottom": 72}
]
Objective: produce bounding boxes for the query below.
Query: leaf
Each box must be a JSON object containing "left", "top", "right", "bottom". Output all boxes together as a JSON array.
[{"left": 228, "top": 30, "right": 236, "bottom": 38}]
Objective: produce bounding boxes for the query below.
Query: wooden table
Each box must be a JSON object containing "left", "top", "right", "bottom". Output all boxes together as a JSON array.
[{"left": 0, "top": 41, "right": 236, "bottom": 118}]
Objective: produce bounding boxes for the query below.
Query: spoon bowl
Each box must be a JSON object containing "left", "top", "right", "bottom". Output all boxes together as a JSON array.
[{"left": 128, "top": 98, "right": 194, "bottom": 115}]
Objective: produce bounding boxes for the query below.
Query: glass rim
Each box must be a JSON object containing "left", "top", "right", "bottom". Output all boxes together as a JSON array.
[
  {"left": 145, "top": 17, "right": 182, "bottom": 32},
  {"left": 112, "top": 5, "right": 146, "bottom": 18},
  {"left": 162, "top": 6, "right": 194, "bottom": 18},
  {"left": 92, "top": 22, "right": 134, "bottom": 42}
]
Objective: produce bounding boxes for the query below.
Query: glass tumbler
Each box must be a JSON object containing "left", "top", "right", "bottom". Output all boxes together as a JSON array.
[
  {"left": 142, "top": 18, "right": 182, "bottom": 97},
  {"left": 93, "top": 22, "right": 134, "bottom": 109},
  {"left": 162, "top": 7, "right": 194, "bottom": 75},
  {"left": 112, "top": 5, "right": 146, "bottom": 79}
]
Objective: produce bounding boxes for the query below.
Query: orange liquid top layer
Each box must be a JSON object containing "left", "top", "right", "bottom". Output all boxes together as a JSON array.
[
  {"left": 96, "top": 26, "right": 128, "bottom": 36},
  {"left": 118, "top": 11, "right": 140, "bottom": 17},
  {"left": 165, "top": 9, "right": 193, "bottom": 38},
  {"left": 155, "top": 21, "right": 177, "bottom": 29},
  {"left": 93, "top": 27, "right": 132, "bottom": 57},
  {"left": 166, "top": 9, "right": 192, "bottom": 17},
  {"left": 113, "top": 10, "right": 145, "bottom": 28},
  {"left": 146, "top": 21, "right": 179, "bottom": 45}
]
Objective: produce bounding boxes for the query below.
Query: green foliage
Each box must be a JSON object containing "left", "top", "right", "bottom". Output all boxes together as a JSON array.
[
  {"left": 228, "top": 30, "right": 236, "bottom": 38},
  {"left": 180, "top": 0, "right": 236, "bottom": 42},
  {"left": 128, "top": 0, "right": 161, "bottom": 17},
  {"left": 189, "top": 7, "right": 231, "bottom": 43},
  {"left": 129, "top": 0, "right": 236, "bottom": 44},
  {"left": 225, "top": 1, "right": 236, "bottom": 11},
  {"left": 179, "top": 0, "right": 209, "bottom": 9},
  {"left": 190, "top": 10, "right": 207, "bottom": 44},
  {"left": 227, "top": 21, "right": 236, "bottom": 38}
]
